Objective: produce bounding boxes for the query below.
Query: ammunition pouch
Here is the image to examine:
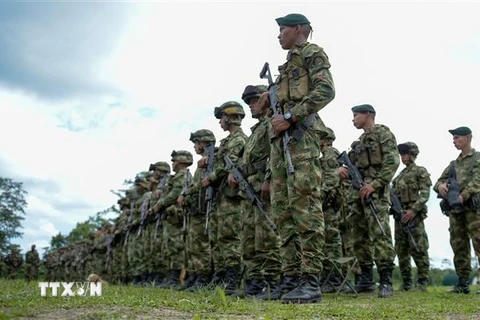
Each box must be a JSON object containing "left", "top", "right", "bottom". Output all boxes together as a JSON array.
[
  {"left": 439, "top": 199, "right": 450, "bottom": 217},
  {"left": 468, "top": 193, "right": 480, "bottom": 212},
  {"left": 241, "top": 160, "right": 267, "bottom": 177}
]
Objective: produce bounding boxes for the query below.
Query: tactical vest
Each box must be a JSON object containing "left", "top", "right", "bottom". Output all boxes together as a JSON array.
[{"left": 351, "top": 126, "right": 385, "bottom": 176}]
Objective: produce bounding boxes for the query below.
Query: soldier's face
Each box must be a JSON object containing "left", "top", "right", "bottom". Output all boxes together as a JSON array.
[
  {"left": 400, "top": 153, "right": 413, "bottom": 165},
  {"left": 278, "top": 26, "right": 296, "bottom": 49},
  {"left": 453, "top": 135, "right": 471, "bottom": 150},
  {"left": 220, "top": 116, "right": 228, "bottom": 131},
  {"left": 248, "top": 97, "right": 264, "bottom": 118},
  {"left": 194, "top": 141, "right": 203, "bottom": 154},
  {"left": 352, "top": 112, "right": 368, "bottom": 129}
]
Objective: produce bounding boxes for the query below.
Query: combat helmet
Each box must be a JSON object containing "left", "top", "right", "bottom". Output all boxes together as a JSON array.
[
  {"left": 325, "top": 127, "right": 336, "bottom": 141},
  {"left": 214, "top": 101, "right": 245, "bottom": 125},
  {"left": 171, "top": 150, "right": 193, "bottom": 166},
  {"left": 397, "top": 142, "right": 419, "bottom": 156},
  {"left": 189, "top": 129, "right": 216, "bottom": 144},
  {"left": 149, "top": 161, "right": 171, "bottom": 173},
  {"left": 134, "top": 172, "right": 150, "bottom": 189},
  {"left": 241, "top": 85, "right": 268, "bottom": 104}
]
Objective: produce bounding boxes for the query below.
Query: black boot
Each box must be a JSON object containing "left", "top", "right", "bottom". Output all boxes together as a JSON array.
[
  {"left": 280, "top": 273, "right": 322, "bottom": 304},
  {"left": 186, "top": 273, "right": 211, "bottom": 292},
  {"left": 321, "top": 273, "right": 342, "bottom": 293},
  {"left": 447, "top": 277, "right": 470, "bottom": 294},
  {"left": 354, "top": 266, "right": 376, "bottom": 293},
  {"left": 132, "top": 275, "right": 143, "bottom": 286},
  {"left": 255, "top": 276, "right": 299, "bottom": 300},
  {"left": 417, "top": 277, "right": 428, "bottom": 292},
  {"left": 378, "top": 269, "right": 393, "bottom": 298},
  {"left": 230, "top": 279, "right": 268, "bottom": 298},
  {"left": 173, "top": 272, "right": 196, "bottom": 291},
  {"left": 209, "top": 269, "right": 226, "bottom": 288},
  {"left": 224, "top": 266, "right": 241, "bottom": 295},
  {"left": 402, "top": 278, "right": 413, "bottom": 291}
]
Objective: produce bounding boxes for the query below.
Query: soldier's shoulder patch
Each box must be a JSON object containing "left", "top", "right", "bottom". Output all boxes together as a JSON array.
[{"left": 302, "top": 43, "right": 322, "bottom": 57}]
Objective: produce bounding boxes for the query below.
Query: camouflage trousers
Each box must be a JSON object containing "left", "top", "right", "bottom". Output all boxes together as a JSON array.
[
  {"left": 449, "top": 208, "right": 480, "bottom": 278},
  {"left": 141, "top": 223, "right": 154, "bottom": 274},
  {"left": 211, "top": 194, "right": 242, "bottom": 269},
  {"left": 322, "top": 204, "right": 343, "bottom": 275},
  {"left": 128, "top": 227, "right": 146, "bottom": 277},
  {"left": 151, "top": 224, "right": 165, "bottom": 276},
  {"left": 394, "top": 217, "right": 430, "bottom": 281},
  {"left": 121, "top": 237, "right": 130, "bottom": 279},
  {"left": 270, "top": 133, "right": 325, "bottom": 276},
  {"left": 186, "top": 214, "right": 211, "bottom": 274},
  {"left": 110, "top": 245, "right": 122, "bottom": 283},
  {"left": 163, "top": 213, "right": 185, "bottom": 270},
  {"left": 241, "top": 197, "right": 281, "bottom": 280},
  {"left": 25, "top": 264, "right": 39, "bottom": 281},
  {"left": 350, "top": 196, "right": 395, "bottom": 271}
]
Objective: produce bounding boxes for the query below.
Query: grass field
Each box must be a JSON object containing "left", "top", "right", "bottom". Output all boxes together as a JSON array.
[{"left": 1, "top": 279, "right": 480, "bottom": 319}]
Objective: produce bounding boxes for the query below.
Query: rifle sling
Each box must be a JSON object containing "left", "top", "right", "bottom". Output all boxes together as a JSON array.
[{"left": 289, "top": 113, "right": 317, "bottom": 142}]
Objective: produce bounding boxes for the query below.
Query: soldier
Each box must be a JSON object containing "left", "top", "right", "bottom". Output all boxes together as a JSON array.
[
  {"left": 262, "top": 13, "right": 335, "bottom": 303},
  {"left": 4, "top": 246, "right": 24, "bottom": 279},
  {"left": 202, "top": 101, "right": 248, "bottom": 294},
  {"left": 392, "top": 142, "right": 431, "bottom": 291},
  {"left": 227, "top": 85, "right": 282, "bottom": 298},
  {"left": 434, "top": 126, "right": 480, "bottom": 294},
  {"left": 25, "top": 244, "right": 41, "bottom": 281},
  {"left": 177, "top": 130, "right": 216, "bottom": 291},
  {"left": 338, "top": 104, "right": 399, "bottom": 298},
  {"left": 153, "top": 150, "right": 193, "bottom": 288},
  {"left": 318, "top": 128, "right": 344, "bottom": 293}
]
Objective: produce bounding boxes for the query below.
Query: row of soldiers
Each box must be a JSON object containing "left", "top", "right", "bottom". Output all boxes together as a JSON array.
[
  {"left": 42, "top": 12, "right": 480, "bottom": 304},
  {"left": 0, "top": 245, "right": 41, "bottom": 280}
]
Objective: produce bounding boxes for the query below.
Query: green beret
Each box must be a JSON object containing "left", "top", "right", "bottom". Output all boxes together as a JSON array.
[
  {"left": 448, "top": 126, "right": 472, "bottom": 136},
  {"left": 276, "top": 13, "right": 310, "bottom": 26},
  {"left": 351, "top": 104, "right": 376, "bottom": 114}
]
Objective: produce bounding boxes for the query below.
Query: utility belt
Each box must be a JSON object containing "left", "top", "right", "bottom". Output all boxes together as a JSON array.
[
  {"left": 240, "top": 160, "right": 267, "bottom": 177},
  {"left": 440, "top": 193, "right": 480, "bottom": 216}
]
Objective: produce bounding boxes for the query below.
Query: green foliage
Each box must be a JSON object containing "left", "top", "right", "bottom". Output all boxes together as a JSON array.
[
  {"left": 0, "top": 177, "right": 27, "bottom": 251},
  {"left": 49, "top": 232, "right": 67, "bottom": 250}
]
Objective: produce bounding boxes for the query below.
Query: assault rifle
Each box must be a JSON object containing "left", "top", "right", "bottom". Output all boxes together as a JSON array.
[
  {"left": 337, "top": 151, "right": 387, "bottom": 236},
  {"left": 224, "top": 156, "right": 277, "bottom": 231},
  {"left": 439, "top": 161, "right": 462, "bottom": 216},
  {"left": 259, "top": 62, "right": 294, "bottom": 175},
  {"left": 136, "top": 197, "right": 150, "bottom": 238},
  {"left": 389, "top": 190, "right": 419, "bottom": 252},
  {"left": 181, "top": 169, "right": 193, "bottom": 233},
  {"left": 153, "top": 175, "right": 170, "bottom": 241},
  {"left": 204, "top": 143, "right": 216, "bottom": 235}
]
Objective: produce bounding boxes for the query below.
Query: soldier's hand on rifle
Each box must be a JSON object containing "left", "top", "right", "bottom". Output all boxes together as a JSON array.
[
  {"left": 202, "top": 176, "right": 211, "bottom": 187},
  {"left": 360, "top": 183, "right": 374, "bottom": 200},
  {"left": 401, "top": 210, "right": 415, "bottom": 224},
  {"left": 261, "top": 181, "right": 270, "bottom": 201},
  {"left": 227, "top": 173, "right": 238, "bottom": 189},
  {"left": 198, "top": 156, "right": 208, "bottom": 168},
  {"left": 338, "top": 167, "right": 349, "bottom": 180},
  {"left": 271, "top": 115, "right": 292, "bottom": 137},
  {"left": 177, "top": 195, "right": 185, "bottom": 206},
  {"left": 438, "top": 183, "right": 449, "bottom": 198}
]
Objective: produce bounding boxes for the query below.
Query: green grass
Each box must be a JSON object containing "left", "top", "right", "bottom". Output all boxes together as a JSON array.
[{"left": 1, "top": 279, "right": 479, "bottom": 319}]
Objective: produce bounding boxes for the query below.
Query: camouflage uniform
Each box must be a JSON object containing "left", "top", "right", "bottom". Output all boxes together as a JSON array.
[
  {"left": 25, "top": 245, "right": 41, "bottom": 281},
  {"left": 319, "top": 128, "right": 343, "bottom": 292},
  {"left": 345, "top": 105, "right": 399, "bottom": 298},
  {"left": 434, "top": 126, "right": 480, "bottom": 294},
  {"left": 183, "top": 130, "right": 216, "bottom": 291},
  {"left": 154, "top": 150, "right": 193, "bottom": 288},
  {"left": 233, "top": 85, "right": 281, "bottom": 297},
  {"left": 45, "top": 251, "right": 56, "bottom": 281},
  {"left": 4, "top": 248, "right": 23, "bottom": 279},
  {"left": 266, "top": 14, "right": 335, "bottom": 303},
  {"left": 208, "top": 102, "right": 248, "bottom": 293},
  {"left": 392, "top": 142, "right": 431, "bottom": 290}
]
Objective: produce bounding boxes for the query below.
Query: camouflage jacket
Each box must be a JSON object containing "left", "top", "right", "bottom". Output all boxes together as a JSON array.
[
  {"left": 5, "top": 252, "right": 23, "bottom": 267},
  {"left": 347, "top": 124, "right": 400, "bottom": 201},
  {"left": 184, "top": 165, "right": 206, "bottom": 214},
  {"left": 25, "top": 249, "right": 40, "bottom": 267},
  {"left": 156, "top": 168, "right": 188, "bottom": 213},
  {"left": 238, "top": 117, "right": 270, "bottom": 193},
  {"left": 320, "top": 146, "right": 341, "bottom": 195},
  {"left": 392, "top": 162, "right": 432, "bottom": 214},
  {"left": 434, "top": 149, "right": 480, "bottom": 203},
  {"left": 208, "top": 128, "right": 248, "bottom": 197}
]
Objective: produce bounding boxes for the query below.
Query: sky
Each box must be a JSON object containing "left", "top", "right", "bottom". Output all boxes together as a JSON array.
[{"left": 0, "top": 1, "right": 479, "bottom": 268}]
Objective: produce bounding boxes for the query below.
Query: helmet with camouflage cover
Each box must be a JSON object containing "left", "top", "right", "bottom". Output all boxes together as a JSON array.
[
  {"left": 325, "top": 127, "right": 336, "bottom": 141},
  {"left": 241, "top": 85, "right": 268, "bottom": 104},
  {"left": 397, "top": 142, "right": 419, "bottom": 156},
  {"left": 189, "top": 129, "right": 216, "bottom": 144},
  {"left": 149, "top": 161, "right": 171, "bottom": 173},
  {"left": 134, "top": 172, "right": 150, "bottom": 189},
  {"left": 171, "top": 150, "right": 193, "bottom": 166},
  {"left": 214, "top": 101, "right": 245, "bottom": 126}
]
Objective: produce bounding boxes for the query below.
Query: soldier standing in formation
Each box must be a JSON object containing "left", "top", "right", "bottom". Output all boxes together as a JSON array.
[
  {"left": 4, "top": 247, "right": 23, "bottom": 279},
  {"left": 25, "top": 244, "right": 40, "bottom": 281},
  {"left": 434, "top": 126, "right": 480, "bottom": 295},
  {"left": 339, "top": 104, "right": 399, "bottom": 298},
  {"left": 391, "top": 142, "right": 431, "bottom": 291}
]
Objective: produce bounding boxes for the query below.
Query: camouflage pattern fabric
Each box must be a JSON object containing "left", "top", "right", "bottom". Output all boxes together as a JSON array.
[
  {"left": 25, "top": 248, "right": 41, "bottom": 281},
  {"left": 4, "top": 250, "right": 23, "bottom": 279},
  {"left": 392, "top": 162, "right": 432, "bottom": 282}
]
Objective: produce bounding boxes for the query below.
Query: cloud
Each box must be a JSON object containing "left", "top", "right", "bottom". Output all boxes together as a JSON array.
[{"left": 0, "top": 2, "right": 132, "bottom": 101}]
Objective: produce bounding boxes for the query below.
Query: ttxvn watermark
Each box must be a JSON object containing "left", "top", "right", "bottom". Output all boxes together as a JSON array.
[{"left": 38, "top": 282, "right": 102, "bottom": 296}]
